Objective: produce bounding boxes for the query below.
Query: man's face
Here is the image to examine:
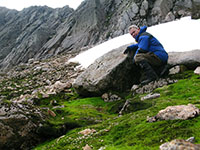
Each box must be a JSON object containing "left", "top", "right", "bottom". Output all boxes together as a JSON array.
[{"left": 129, "top": 28, "right": 140, "bottom": 38}]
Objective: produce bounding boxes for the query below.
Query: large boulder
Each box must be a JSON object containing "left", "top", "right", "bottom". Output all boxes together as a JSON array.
[
  {"left": 0, "top": 101, "right": 46, "bottom": 150},
  {"left": 168, "top": 49, "right": 200, "bottom": 69},
  {"left": 73, "top": 49, "right": 200, "bottom": 96},
  {"left": 73, "top": 44, "right": 140, "bottom": 96}
]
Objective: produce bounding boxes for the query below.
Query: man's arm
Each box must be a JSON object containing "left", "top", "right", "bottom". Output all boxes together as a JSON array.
[{"left": 123, "top": 44, "right": 138, "bottom": 54}]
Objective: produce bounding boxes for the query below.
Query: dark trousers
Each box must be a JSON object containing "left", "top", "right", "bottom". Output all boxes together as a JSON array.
[{"left": 134, "top": 52, "right": 165, "bottom": 77}]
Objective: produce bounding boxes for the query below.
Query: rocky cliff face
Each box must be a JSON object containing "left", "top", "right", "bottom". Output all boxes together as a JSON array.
[
  {"left": 0, "top": 6, "right": 74, "bottom": 70},
  {"left": 0, "top": 0, "right": 193, "bottom": 70},
  {"left": 0, "top": 7, "right": 18, "bottom": 60}
]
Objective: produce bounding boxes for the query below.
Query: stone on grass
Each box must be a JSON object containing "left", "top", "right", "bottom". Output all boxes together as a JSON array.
[
  {"left": 102, "top": 93, "right": 121, "bottom": 102},
  {"left": 79, "top": 129, "right": 96, "bottom": 136},
  {"left": 83, "top": 144, "right": 92, "bottom": 150},
  {"left": 147, "top": 104, "right": 200, "bottom": 122},
  {"left": 160, "top": 139, "right": 200, "bottom": 150},
  {"left": 194, "top": 66, "right": 200, "bottom": 75},
  {"left": 141, "top": 93, "right": 160, "bottom": 101}
]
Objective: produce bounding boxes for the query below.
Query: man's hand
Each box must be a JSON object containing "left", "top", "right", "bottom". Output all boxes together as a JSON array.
[{"left": 123, "top": 47, "right": 131, "bottom": 54}]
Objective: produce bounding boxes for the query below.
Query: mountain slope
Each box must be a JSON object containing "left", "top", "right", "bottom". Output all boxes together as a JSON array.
[
  {"left": 1, "top": 50, "right": 200, "bottom": 149},
  {"left": 33, "top": 71, "right": 200, "bottom": 150},
  {"left": 0, "top": 6, "right": 74, "bottom": 70}
]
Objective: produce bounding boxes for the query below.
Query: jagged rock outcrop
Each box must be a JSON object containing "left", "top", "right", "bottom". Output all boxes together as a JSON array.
[
  {"left": 0, "top": 7, "right": 18, "bottom": 31},
  {"left": 0, "top": 6, "right": 74, "bottom": 70},
  {"left": 38, "top": 0, "right": 193, "bottom": 60},
  {"left": 0, "top": 0, "right": 194, "bottom": 71},
  {"left": 73, "top": 44, "right": 140, "bottom": 96},
  {"left": 0, "top": 101, "right": 46, "bottom": 150},
  {"left": 35, "top": 0, "right": 106, "bottom": 59},
  {"left": 0, "top": 7, "right": 19, "bottom": 60}
]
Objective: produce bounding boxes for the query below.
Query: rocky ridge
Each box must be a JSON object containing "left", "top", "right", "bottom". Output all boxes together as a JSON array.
[{"left": 0, "top": 6, "right": 74, "bottom": 70}]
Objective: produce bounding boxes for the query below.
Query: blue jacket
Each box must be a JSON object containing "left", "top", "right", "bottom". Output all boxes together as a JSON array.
[{"left": 128, "top": 26, "right": 168, "bottom": 63}]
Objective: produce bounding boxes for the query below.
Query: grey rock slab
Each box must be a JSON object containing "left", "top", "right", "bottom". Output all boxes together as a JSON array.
[
  {"left": 168, "top": 50, "right": 200, "bottom": 69},
  {"left": 73, "top": 44, "right": 140, "bottom": 96}
]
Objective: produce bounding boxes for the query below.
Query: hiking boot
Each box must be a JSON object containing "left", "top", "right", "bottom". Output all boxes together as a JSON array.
[
  {"left": 138, "top": 60, "right": 158, "bottom": 85},
  {"left": 159, "top": 64, "right": 170, "bottom": 77}
]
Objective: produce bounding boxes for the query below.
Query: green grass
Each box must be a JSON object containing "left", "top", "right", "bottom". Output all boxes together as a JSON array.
[
  {"left": 36, "top": 95, "right": 119, "bottom": 140},
  {"left": 32, "top": 71, "right": 200, "bottom": 149}
]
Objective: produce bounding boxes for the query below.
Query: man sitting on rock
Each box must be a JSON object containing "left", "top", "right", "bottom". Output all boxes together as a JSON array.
[{"left": 124, "top": 25, "right": 168, "bottom": 85}]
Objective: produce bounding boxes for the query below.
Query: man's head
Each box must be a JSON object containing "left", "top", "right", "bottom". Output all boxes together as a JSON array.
[{"left": 128, "top": 25, "right": 140, "bottom": 38}]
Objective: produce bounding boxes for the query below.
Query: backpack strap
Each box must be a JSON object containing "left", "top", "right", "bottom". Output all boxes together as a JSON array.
[
  {"left": 139, "top": 32, "right": 163, "bottom": 48},
  {"left": 139, "top": 32, "right": 153, "bottom": 39}
]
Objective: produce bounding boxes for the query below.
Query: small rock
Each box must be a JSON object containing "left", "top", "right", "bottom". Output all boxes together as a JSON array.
[
  {"left": 46, "top": 80, "right": 51, "bottom": 85},
  {"left": 169, "top": 65, "right": 187, "bottom": 75},
  {"left": 119, "top": 99, "right": 131, "bottom": 115},
  {"left": 110, "top": 94, "right": 121, "bottom": 101},
  {"left": 33, "top": 61, "right": 40, "bottom": 65},
  {"left": 53, "top": 81, "right": 72, "bottom": 91},
  {"left": 98, "top": 147, "right": 106, "bottom": 150},
  {"left": 47, "top": 109, "right": 56, "bottom": 117},
  {"left": 147, "top": 116, "right": 156, "bottom": 123},
  {"left": 194, "top": 66, "right": 200, "bottom": 75},
  {"left": 79, "top": 129, "right": 96, "bottom": 136},
  {"left": 164, "top": 12, "right": 175, "bottom": 22},
  {"left": 186, "top": 137, "right": 195, "bottom": 143},
  {"left": 28, "top": 58, "right": 34, "bottom": 64},
  {"left": 65, "top": 61, "right": 80, "bottom": 66},
  {"left": 101, "top": 93, "right": 109, "bottom": 102},
  {"left": 131, "top": 84, "right": 140, "bottom": 91},
  {"left": 141, "top": 93, "right": 160, "bottom": 101},
  {"left": 101, "top": 92, "right": 121, "bottom": 102},
  {"left": 83, "top": 144, "right": 92, "bottom": 150},
  {"left": 34, "top": 66, "right": 42, "bottom": 71}
]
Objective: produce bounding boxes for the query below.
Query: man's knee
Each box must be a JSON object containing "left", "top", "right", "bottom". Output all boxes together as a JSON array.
[{"left": 134, "top": 54, "right": 146, "bottom": 64}]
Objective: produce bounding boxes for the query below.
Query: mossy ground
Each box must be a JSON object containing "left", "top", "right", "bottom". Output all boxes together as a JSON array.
[
  {"left": 33, "top": 71, "right": 200, "bottom": 149},
  {"left": 33, "top": 90, "right": 124, "bottom": 140},
  {"left": 16, "top": 71, "right": 200, "bottom": 149}
]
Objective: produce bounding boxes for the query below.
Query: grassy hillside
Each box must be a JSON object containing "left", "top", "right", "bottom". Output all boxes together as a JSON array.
[{"left": 33, "top": 71, "right": 200, "bottom": 150}]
